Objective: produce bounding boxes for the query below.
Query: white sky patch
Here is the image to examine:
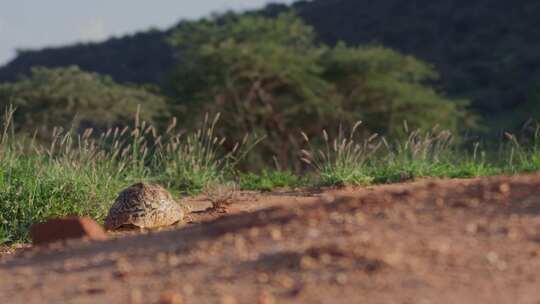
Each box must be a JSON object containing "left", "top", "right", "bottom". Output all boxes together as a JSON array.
[
  {"left": 80, "top": 18, "right": 108, "bottom": 42},
  {"left": 0, "top": 0, "right": 297, "bottom": 65},
  {"left": 0, "top": 18, "right": 14, "bottom": 63}
]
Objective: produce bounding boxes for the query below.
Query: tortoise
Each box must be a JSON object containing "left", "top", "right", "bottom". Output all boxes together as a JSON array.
[{"left": 104, "top": 182, "right": 185, "bottom": 230}]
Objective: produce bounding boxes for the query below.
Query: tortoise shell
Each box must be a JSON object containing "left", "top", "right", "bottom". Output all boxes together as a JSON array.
[{"left": 104, "top": 183, "right": 184, "bottom": 230}]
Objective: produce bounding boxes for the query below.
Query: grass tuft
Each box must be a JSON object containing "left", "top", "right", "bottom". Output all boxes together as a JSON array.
[{"left": 301, "top": 121, "right": 379, "bottom": 187}]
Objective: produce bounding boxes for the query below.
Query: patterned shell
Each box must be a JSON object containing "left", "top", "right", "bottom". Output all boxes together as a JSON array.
[{"left": 104, "top": 183, "right": 184, "bottom": 230}]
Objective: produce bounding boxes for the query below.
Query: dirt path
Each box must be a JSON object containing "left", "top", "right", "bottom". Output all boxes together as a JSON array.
[{"left": 2, "top": 174, "right": 540, "bottom": 303}]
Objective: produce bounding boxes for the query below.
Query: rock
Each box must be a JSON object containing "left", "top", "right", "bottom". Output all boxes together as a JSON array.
[{"left": 30, "top": 216, "right": 107, "bottom": 245}]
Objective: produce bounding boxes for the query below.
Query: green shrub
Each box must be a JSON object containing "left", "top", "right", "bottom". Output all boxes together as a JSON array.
[
  {"left": 168, "top": 12, "right": 469, "bottom": 169},
  {"left": 0, "top": 66, "right": 168, "bottom": 140}
]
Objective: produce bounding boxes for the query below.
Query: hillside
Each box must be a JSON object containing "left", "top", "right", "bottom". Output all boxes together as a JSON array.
[
  {"left": 1, "top": 0, "right": 540, "bottom": 130},
  {"left": 0, "top": 30, "right": 175, "bottom": 85}
]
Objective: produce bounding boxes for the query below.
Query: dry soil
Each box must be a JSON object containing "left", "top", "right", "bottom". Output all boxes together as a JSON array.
[{"left": 1, "top": 174, "right": 540, "bottom": 303}]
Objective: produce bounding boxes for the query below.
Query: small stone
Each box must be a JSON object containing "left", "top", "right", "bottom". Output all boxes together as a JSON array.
[
  {"left": 130, "top": 289, "right": 143, "bottom": 304},
  {"left": 486, "top": 251, "right": 499, "bottom": 264},
  {"left": 159, "top": 290, "right": 183, "bottom": 304},
  {"left": 300, "top": 256, "right": 318, "bottom": 269},
  {"left": 167, "top": 255, "right": 181, "bottom": 267},
  {"left": 182, "top": 284, "right": 194, "bottom": 296},
  {"left": 336, "top": 273, "right": 348, "bottom": 285},
  {"left": 249, "top": 227, "right": 260, "bottom": 238},
  {"left": 499, "top": 183, "right": 511, "bottom": 194},
  {"left": 30, "top": 216, "right": 107, "bottom": 245},
  {"left": 276, "top": 275, "right": 295, "bottom": 289},
  {"left": 466, "top": 223, "right": 478, "bottom": 234},
  {"left": 359, "top": 232, "right": 371, "bottom": 243},
  {"left": 270, "top": 229, "right": 282, "bottom": 240},
  {"left": 436, "top": 198, "right": 445, "bottom": 207},
  {"left": 320, "top": 253, "right": 332, "bottom": 265},
  {"left": 355, "top": 212, "right": 366, "bottom": 224},
  {"left": 115, "top": 257, "right": 133, "bottom": 277},
  {"left": 257, "top": 272, "right": 270, "bottom": 283},
  {"left": 257, "top": 290, "right": 276, "bottom": 304},
  {"left": 320, "top": 193, "right": 335, "bottom": 204},
  {"left": 486, "top": 251, "right": 507, "bottom": 270},
  {"left": 384, "top": 252, "right": 403, "bottom": 266},
  {"left": 403, "top": 210, "right": 417, "bottom": 223},
  {"left": 220, "top": 295, "right": 237, "bottom": 304},
  {"left": 306, "top": 228, "right": 320, "bottom": 238}
]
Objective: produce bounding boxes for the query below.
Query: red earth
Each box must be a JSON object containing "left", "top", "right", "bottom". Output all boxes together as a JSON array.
[{"left": 1, "top": 174, "right": 540, "bottom": 303}]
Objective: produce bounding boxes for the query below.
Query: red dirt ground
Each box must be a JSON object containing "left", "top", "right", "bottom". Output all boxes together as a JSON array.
[{"left": 1, "top": 174, "right": 540, "bottom": 303}]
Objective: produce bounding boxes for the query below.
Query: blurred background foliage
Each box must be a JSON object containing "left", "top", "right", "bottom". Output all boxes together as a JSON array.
[
  {"left": 0, "top": 66, "right": 168, "bottom": 140},
  {"left": 1, "top": 0, "right": 538, "bottom": 134},
  {"left": 1, "top": 0, "right": 537, "bottom": 169},
  {"left": 167, "top": 13, "right": 468, "bottom": 169}
]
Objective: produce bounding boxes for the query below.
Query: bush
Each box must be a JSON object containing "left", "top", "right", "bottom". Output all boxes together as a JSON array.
[
  {"left": 0, "top": 66, "right": 168, "bottom": 140},
  {"left": 168, "top": 12, "right": 470, "bottom": 169}
]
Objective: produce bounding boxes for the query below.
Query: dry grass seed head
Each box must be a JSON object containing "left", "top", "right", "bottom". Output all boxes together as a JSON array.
[{"left": 204, "top": 182, "right": 238, "bottom": 212}]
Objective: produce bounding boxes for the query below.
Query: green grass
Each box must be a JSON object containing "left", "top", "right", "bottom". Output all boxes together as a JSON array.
[
  {"left": 0, "top": 108, "right": 254, "bottom": 243},
  {"left": 300, "top": 123, "right": 540, "bottom": 187},
  {"left": 239, "top": 170, "right": 305, "bottom": 191},
  {"left": 300, "top": 122, "right": 379, "bottom": 187},
  {"left": 0, "top": 154, "right": 132, "bottom": 243},
  {"left": 2, "top": 108, "right": 540, "bottom": 244}
]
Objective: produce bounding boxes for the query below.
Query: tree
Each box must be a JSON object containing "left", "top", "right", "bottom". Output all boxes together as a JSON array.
[
  {"left": 322, "top": 43, "right": 470, "bottom": 135},
  {"left": 0, "top": 66, "right": 168, "bottom": 139},
  {"left": 168, "top": 12, "right": 469, "bottom": 168}
]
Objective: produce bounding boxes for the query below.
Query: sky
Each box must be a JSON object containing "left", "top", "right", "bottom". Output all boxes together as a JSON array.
[{"left": 0, "top": 0, "right": 296, "bottom": 65}]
